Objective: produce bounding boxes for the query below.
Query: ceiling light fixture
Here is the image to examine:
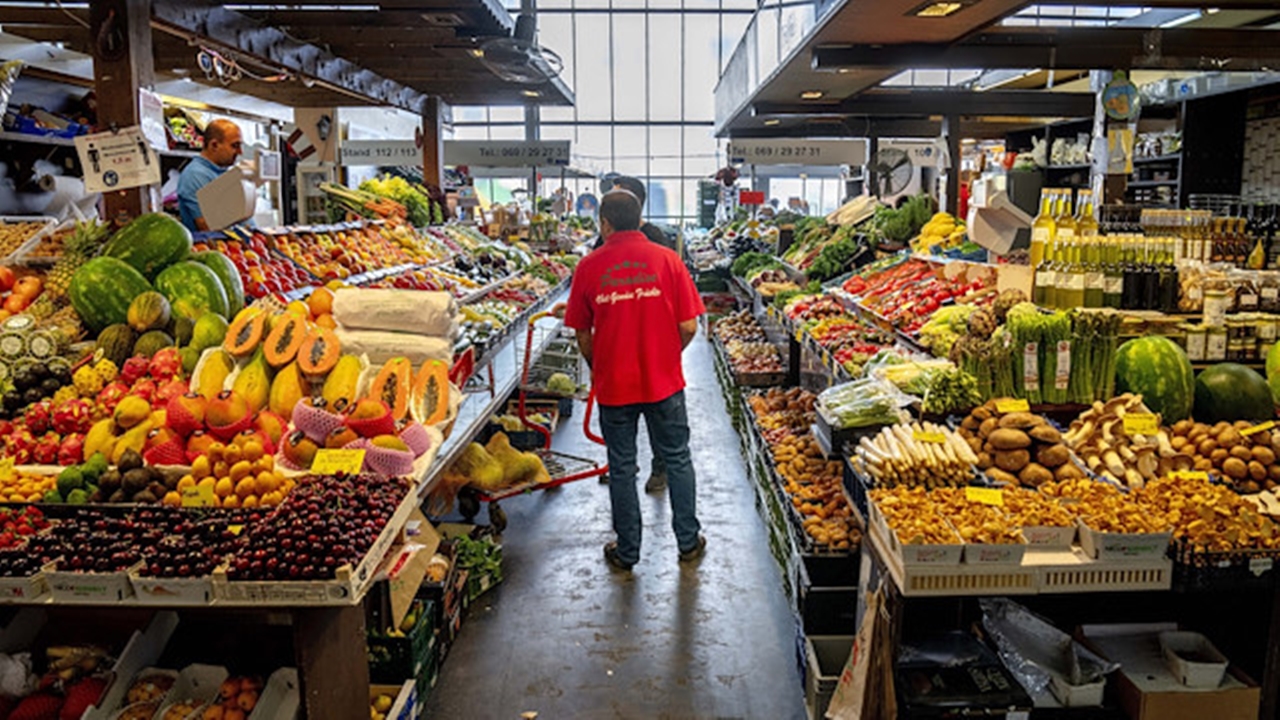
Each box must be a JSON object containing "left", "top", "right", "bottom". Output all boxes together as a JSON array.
[
  {"left": 763, "top": 119, "right": 781, "bottom": 126},
  {"left": 800, "top": 90, "right": 824, "bottom": 99},
  {"left": 522, "top": 89, "right": 541, "bottom": 97},
  {"left": 910, "top": 1, "right": 966, "bottom": 18},
  {"left": 468, "top": 48, "right": 485, "bottom": 58}
]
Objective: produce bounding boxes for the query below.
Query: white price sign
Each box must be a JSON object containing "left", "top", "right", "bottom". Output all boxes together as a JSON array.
[
  {"left": 339, "top": 139, "right": 421, "bottom": 165},
  {"left": 445, "top": 140, "right": 571, "bottom": 167},
  {"left": 137, "top": 88, "right": 167, "bottom": 151},
  {"left": 74, "top": 126, "right": 161, "bottom": 194},
  {"left": 727, "top": 139, "right": 867, "bottom": 166}
]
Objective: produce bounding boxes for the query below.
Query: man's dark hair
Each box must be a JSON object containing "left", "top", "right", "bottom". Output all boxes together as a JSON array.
[
  {"left": 600, "top": 190, "right": 641, "bottom": 232},
  {"left": 611, "top": 176, "right": 647, "bottom": 206}
]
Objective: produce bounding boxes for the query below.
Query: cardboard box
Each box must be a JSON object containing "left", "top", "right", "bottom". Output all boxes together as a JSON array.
[{"left": 1080, "top": 623, "right": 1260, "bottom": 720}]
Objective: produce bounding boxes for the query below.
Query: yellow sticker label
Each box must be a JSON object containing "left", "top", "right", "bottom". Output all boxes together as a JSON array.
[
  {"left": 966, "top": 487, "right": 1005, "bottom": 506},
  {"left": 311, "top": 448, "right": 367, "bottom": 475},
  {"left": 1122, "top": 413, "right": 1159, "bottom": 435},
  {"left": 227, "top": 524, "right": 244, "bottom": 536},
  {"left": 181, "top": 485, "right": 217, "bottom": 508},
  {"left": 913, "top": 431, "right": 947, "bottom": 444},
  {"left": 0, "top": 457, "right": 13, "bottom": 482},
  {"left": 1169, "top": 471, "right": 1210, "bottom": 482},
  {"left": 1242, "top": 420, "right": 1276, "bottom": 437},
  {"left": 995, "top": 398, "right": 1030, "bottom": 413}
]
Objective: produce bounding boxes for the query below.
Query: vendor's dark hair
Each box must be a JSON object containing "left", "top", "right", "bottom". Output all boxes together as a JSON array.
[{"left": 600, "top": 190, "right": 641, "bottom": 231}]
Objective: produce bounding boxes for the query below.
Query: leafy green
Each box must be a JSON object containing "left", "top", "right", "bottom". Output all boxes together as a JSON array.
[{"left": 731, "top": 251, "right": 781, "bottom": 277}]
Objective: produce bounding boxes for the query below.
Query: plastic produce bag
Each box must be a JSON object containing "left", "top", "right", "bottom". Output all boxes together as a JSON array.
[
  {"left": 980, "top": 598, "right": 1118, "bottom": 700},
  {"left": 816, "top": 377, "right": 912, "bottom": 430},
  {"left": 332, "top": 288, "right": 459, "bottom": 338},
  {"left": 0, "top": 61, "right": 22, "bottom": 121}
]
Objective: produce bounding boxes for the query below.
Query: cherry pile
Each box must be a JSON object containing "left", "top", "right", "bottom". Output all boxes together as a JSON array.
[
  {"left": 227, "top": 474, "right": 405, "bottom": 581},
  {"left": 0, "top": 534, "right": 62, "bottom": 576},
  {"left": 139, "top": 511, "right": 258, "bottom": 578}
]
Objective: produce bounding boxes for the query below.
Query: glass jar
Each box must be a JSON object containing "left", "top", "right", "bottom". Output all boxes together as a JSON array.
[
  {"left": 1260, "top": 272, "right": 1280, "bottom": 312},
  {"left": 1207, "top": 326, "right": 1228, "bottom": 361},
  {"left": 1182, "top": 323, "right": 1207, "bottom": 361},
  {"left": 1203, "top": 279, "right": 1233, "bottom": 328},
  {"left": 1235, "top": 271, "right": 1261, "bottom": 312},
  {"left": 1259, "top": 314, "right": 1278, "bottom": 345},
  {"left": 1228, "top": 339, "right": 1245, "bottom": 362}
]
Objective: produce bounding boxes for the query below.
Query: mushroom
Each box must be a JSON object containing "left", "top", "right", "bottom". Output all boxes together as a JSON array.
[
  {"left": 1135, "top": 447, "right": 1159, "bottom": 479},
  {"left": 1155, "top": 431, "right": 1177, "bottom": 458}
]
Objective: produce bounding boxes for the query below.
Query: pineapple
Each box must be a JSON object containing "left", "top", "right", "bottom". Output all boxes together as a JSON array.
[{"left": 45, "top": 220, "right": 109, "bottom": 301}]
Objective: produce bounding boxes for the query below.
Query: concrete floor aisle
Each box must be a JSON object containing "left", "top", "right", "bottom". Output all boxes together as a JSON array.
[{"left": 421, "top": 334, "right": 807, "bottom": 720}]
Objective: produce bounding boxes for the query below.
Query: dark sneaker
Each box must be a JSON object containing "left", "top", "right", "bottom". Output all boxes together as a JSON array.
[
  {"left": 603, "top": 542, "right": 634, "bottom": 572},
  {"left": 644, "top": 472, "right": 668, "bottom": 493},
  {"left": 678, "top": 534, "right": 707, "bottom": 563}
]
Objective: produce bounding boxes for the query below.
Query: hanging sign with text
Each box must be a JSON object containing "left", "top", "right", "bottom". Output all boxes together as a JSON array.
[
  {"left": 444, "top": 140, "right": 571, "bottom": 167},
  {"left": 339, "top": 140, "right": 420, "bottom": 165},
  {"left": 75, "top": 126, "right": 161, "bottom": 194},
  {"left": 727, "top": 139, "right": 867, "bottom": 166}
]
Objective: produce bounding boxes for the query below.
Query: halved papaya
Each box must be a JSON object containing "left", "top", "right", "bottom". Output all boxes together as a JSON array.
[
  {"left": 297, "top": 327, "right": 341, "bottom": 377},
  {"left": 413, "top": 359, "right": 451, "bottom": 426},
  {"left": 224, "top": 310, "right": 267, "bottom": 357},
  {"left": 263, "top": 313, "right": 307, "bottom": 368},
  {"left": 370, "top": 357, "right": 413, "bottom": 421}
]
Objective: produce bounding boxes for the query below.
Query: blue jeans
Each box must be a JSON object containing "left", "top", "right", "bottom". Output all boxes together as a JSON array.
[{"left": 599, "top": 390, "right": 701, "bottom": 565}]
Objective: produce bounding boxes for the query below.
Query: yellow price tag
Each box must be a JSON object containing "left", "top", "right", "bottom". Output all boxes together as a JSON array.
[
  {"left": 965, "top": 487, "right": 1004, "bottom": 506},
  {"left": 1242, "top": 420, "right": 1277, "bottom": 437},
  {"left": 311, "top": 448, "right": 367, "bottom": 475},
  {"left": 227, "top": 524, "right": 244, "bottom": 536},
  {"left": 1169, "top": 471, "right": 1209, "bottom": 482},
  {"left": 995, "top": 398, "right": 1030, "bottom": 413},
  {"left": 1122, "top": 413, "right": 1159, "bottom": 435},
  {"left": 181, "top": 484, "right": 217, "bottom": 508},
  {"left": 0, "top": 457, "right": 13, "bottom": 482},
  {"left": 913, "top": 430, "right": 947, "bottom": 444}
]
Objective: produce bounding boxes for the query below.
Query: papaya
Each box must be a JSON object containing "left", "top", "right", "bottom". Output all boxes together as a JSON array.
[
  {"left": 413, "top": 359, "right": 451, "bottom": 426},
  {"left": 225, "top": 309, "right": 267, "bottom": 357},
  {"left": 321, "top": 355, "right": 362, "bottom": 408},
  {"left": 263, "top": 313, "right": 307, "bottom": 368},
  {"left": 269, "top": 362, "right": 308, "bottom": 421},
  {"left": 370, "top": 357, "right": 412, "bottom": 421},
  {"left": 194, "top": 348, "right": 236, "bottom": 401},
  {"left": 232, "top": 348, "right": 273, "bottom": 413},
  {"left": 297, "top": 327, "right": 340, "bottom": 377}
]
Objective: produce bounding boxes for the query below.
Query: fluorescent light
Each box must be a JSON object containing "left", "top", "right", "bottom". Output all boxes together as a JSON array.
[
  {"left": 763, "top": 119, "right": 781, "bottom": 126},
  {"left": 521, "top": 89, "right": 541, "bottom": 98},
  {"left": 225, "top": 4, "right": 379, "bottom": 10},
  {"left": 800, "top": 90, "right": 824, "bottom": 99},
  {"left": 912, "top": 2, "right": 964, "bottom": 17},
  {"left": 468, "top": 48, "right": 485, "bottom": 58}
]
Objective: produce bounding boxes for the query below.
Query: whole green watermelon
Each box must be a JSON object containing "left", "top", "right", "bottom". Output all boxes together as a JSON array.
[
  {"left": 68, "top": 257, "right": 153, "bottom": 333},
  {"left": 102, "top": 213, "right": 192, "bottom": 280},
  {"left": 155, "top": 261, "right": 229, "bottom": 321},
  {"left": 1194, "top": 362, "right": 1275, "bottom": 423},
  {"left": 1114, "top": 336, "right": 1195, "bottom": 422},
  {"left": 191, "top": 250, "right": 245, "bottom": 316}
]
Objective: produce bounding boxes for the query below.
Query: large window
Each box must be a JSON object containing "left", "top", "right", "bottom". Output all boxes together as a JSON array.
[{"left": 451, "top": 0, "right": 756, "bottom": 225}]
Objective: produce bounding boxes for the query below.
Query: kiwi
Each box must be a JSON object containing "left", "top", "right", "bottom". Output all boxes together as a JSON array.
[{"left": 118, "top": 449, "right": 144, "bottom": 473}]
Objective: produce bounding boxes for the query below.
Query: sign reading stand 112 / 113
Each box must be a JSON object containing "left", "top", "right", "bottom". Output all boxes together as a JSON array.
[{"left": 727, "top": 139, "right": 867, "bottom": 167}]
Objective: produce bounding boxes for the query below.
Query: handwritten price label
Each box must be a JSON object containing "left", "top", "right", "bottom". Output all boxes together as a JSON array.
[
  {"left": 312, "top": 449, "right": 367, "bottom": 475},
  {"left": 965, "top": 487, "right": 1005, "bottom": 506},
  {"left": 181, "top": 484, "right": 217, "bottom": 508},
  {"left": 913, "top": 431, "right": 947, "bottom": 444},
  {"left": 1122, "top": 413, "right": 1159, "bottom": 435},
  {"left": 1242, "top": 420, "right": 1276, "bottom": 437},
  {"left": 995, "top": 398, "right": 1030, "bottom": 413},
  {"left": 0, "top": 457, "right": 13, "bottom": 482}
]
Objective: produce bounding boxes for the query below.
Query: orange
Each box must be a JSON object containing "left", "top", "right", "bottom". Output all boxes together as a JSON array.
[
  {"left": 203, "top": 704, "right": 225, "bottom": 720},
  {"left": 223, "top": 707, "right": 246, "bottom": 720},
  {"left": 162, "top": 491, "right": 181, "bottom": 507},
  {"left": 237, "top": 689, "right": 259, "bottom": 711},
  {"left": 229, "top": 461, "right": 253, "bottom": 482},
  {"left": 315, "top": 313, "right": 337, "bottom": 330},
  {"left": 197, "top": 476, "right": 217, "bottom": 491},
  {"left": 260, "top": 491, "right": 282, "bottom": 507},
  {"left": 241, "top": 495, "right": 258, "bottom": 509},
  {"left": 235, "top": 477, "right": 256, "bottom": 500},
  {"left": 214, "top": 477, "right": 235, "bottom": 498},
  {"left": 256, "top": 471, "right": 279, "bottom": 494},
  {"left": 219, "top": 679, "right": 240, "bottom": 701},
  {"left": 241, "top": 440, "right": 265, "bottom": 463},
  {"left": 177, "top": 475, "right": 196, "bottom": 490},
  {"left": 252, "top": 456, "right": 274, "bottom": 474},
  {"left": 213, "top": 461, "right": 230, "bottom": 479},
  {"left": 191, "top": 456, "right": 212, "bottom": 479},
  {"left": 222, "top": 495, "right": 241, "bottom": 509},
  {"left": 308, "top": 287, "right": 334, "bottom": 317}
]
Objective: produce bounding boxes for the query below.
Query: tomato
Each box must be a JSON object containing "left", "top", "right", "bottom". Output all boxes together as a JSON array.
[
  {"left": 13, "top": 276, "right": 41, "bottom": 296},
  {"left": 3, "top": 294, "right": 27, "bottom": 313},
  {"left": 0, "top": 266, "right": 14, "bottom": 292}
]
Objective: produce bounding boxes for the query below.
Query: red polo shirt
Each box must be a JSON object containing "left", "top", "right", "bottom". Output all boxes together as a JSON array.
[{"left": 565, "top": 230, "right": 705, "bottom": 407}]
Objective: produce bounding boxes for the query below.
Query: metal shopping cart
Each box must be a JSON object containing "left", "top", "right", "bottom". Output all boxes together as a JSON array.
[{"left": 458, "top": 308, "right": 608, "bottom": 531}]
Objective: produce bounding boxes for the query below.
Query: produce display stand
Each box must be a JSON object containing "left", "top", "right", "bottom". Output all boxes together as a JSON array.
[{"left": 712, "top": 262, "right": 1280, "bottom": 720}]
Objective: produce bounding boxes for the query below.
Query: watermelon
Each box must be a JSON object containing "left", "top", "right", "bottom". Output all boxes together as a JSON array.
[
  {"left": 1194, "top": 362, "right": 1275, "bottom": 423},
  {"left": 192, "top": 250, "right": 246, "bottom": 317},
  {"left": 68, "top": 257, "right": 153, "bottom": 333},
  {"left": 155, "top": 261, "right": 229, "bottom": 321},
  {"left": 101, "top": 213, "right": 192, "bottom": 280},
  {"left": 1114, "top": 336, "right": 1195, "bottom": 422},
  {"left": 1267, "top": 342, "right": 1280, "bottom": 405}
]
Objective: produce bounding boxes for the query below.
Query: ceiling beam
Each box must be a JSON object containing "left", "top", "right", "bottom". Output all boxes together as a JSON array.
[
  {"left": 813, "top": 27, "right": 1280, "bottom": 72},
  {"left": 150, "top": 0, "right": 430, "bottom": 113},
  {"left": 753, "top": 90, "right": 1095, "bottom": 119}
]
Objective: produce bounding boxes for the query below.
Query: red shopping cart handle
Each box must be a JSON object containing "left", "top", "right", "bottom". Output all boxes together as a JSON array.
[{"left": 450, "top": 346, "right": 476, "bottom": 386}]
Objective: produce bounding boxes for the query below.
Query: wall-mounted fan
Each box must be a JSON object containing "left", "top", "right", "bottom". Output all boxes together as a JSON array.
[
  {"left": 479, "top": 11, "right": 564, "bottom": 85},
  {"left": 870, "top": 147, "right": 914, "bottom": 198}
]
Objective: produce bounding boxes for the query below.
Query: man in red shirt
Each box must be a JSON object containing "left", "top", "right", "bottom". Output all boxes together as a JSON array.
[{"left": 565, "top": 190, "right": 707, "bottom": 571}]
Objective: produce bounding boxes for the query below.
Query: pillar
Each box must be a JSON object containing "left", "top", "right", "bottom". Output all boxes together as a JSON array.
[
  {"left": 421, "top": 97, "right": 444, "bottom": 190},
  {"left": 90, "top": 0, "right": 155, "bottom": 224}
]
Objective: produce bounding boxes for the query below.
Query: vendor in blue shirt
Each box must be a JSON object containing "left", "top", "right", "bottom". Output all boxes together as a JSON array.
[{"left": 177, "top": 119, "right": 243, "bottom": 232}]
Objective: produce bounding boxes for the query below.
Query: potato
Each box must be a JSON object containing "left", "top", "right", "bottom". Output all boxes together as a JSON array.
[
  {"left": 967, "top": 436, "right": 983, "bottom": 454},
  {"left": 1223, "top": 457, "right": 1249, "bottom": 480},
  {"left": 1028, "top": 425, "right": 1062, "bottom": 444},
  {"left": 994, "top": 449, "right": 1031, "bottom": 472},
  {"left": 1019, "top": 463, "right": 1054, "bottom": 487},
  {"left": 961, "top": 416, "right": 981, "bottom": 431},
  {"left": 1188, "top": 427, "right": 1208, "bottom": 445},
  {"left": 987, "top": 467, "right": 1019, "bottom": 486},
  {"left": 1172, "top": 419, "right": 1193, "bottom": 436},
  {"left": 1249, "top": 460, "right": 1268, "bottom": 482},
  {"left": 1218, "top": 428, "right": 1243, "bottom": 448},
  {"left": 1036, "top": 444, "right": 1071, "bottom": 468},
  {"left": 1269, "top": 464, "right": 1280, "bottom": 482},
  {"left": 983, "top": 441, "right": 996, "bottom": 455},
  {"left": 1213, "top": 422, "right": 1230, "bottom": 434},
  {"left": 976, "top": 452, "right": 993, "bottom": 469},
  {"left": 979, "top": 417, "right": 999, "bottom": 437},
  {"left": 1054, "top": 463, "right": 1086, "bottom": 481},
  {"left": 1210, "top": 448, "right": 1230, "bottom": 465},
  {"left": 1171, "top": 436, "right": 1188, "bottom": 451},
  {"left": 989, "top": 428, "right": 1032, "bottom": 450},
  {"left": 998, "top": 412, "right": 1040, "bottom": 429},
  {"left": 1235, "top": 420, "right": 1253, "bottom": 431},
  {"left": 972, "top": 407, "right": 993, "bottom": 421},
  {"left": 1194, "top": 458, "right": 1215, "bottom": 472},
  {"left": 1241, "top": 480, "right": 1262, "bottom": 494},
  {"left": 1198, "top": 438, "right": 1218, "bottom": 457},
  {"left": 1230, "top": 445, "right": 1254, "bottom": 461}
]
